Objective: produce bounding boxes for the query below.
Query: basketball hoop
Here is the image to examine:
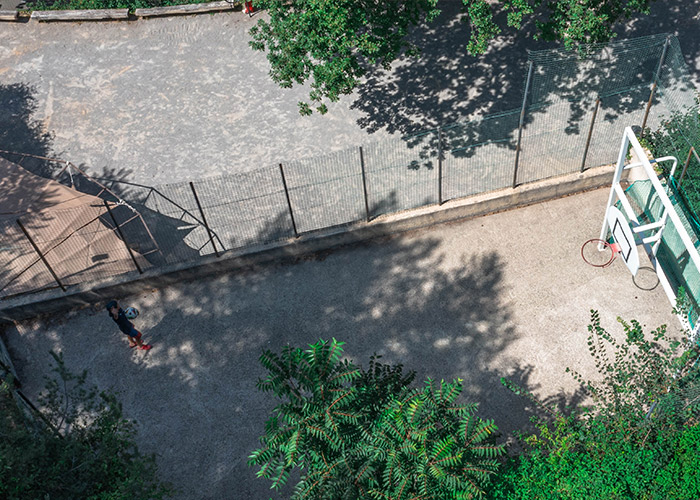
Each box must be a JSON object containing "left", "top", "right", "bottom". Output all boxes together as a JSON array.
[{"left": 581, "top": 238, "right": 618, "bottom": 268}]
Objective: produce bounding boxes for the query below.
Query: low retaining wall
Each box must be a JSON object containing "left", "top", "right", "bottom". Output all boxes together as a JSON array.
[
  {"left": 0, "top": 9, "right": 18, "bottom": 20},
  {"left": 1, "top": 0, "right": 241, "bottom": 22},
  {"left": 0, "top": 165, "right": 618, "bottom": 323}
]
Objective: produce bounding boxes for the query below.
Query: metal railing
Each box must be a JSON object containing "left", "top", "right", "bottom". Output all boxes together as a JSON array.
[{"left": 1, "top": 34, "right": 691, "bottom": 299}]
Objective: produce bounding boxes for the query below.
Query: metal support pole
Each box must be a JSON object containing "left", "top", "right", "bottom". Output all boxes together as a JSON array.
[
  {"left": 580, "top": 97, "right": 601, "bottom": 172},
  {"left": 359, "top": 147, "right": 371, "bottom": 222},
  {"left": 678, "top": 147, "right": 695, "bottom": 188},
  {"left": 104, "top": 200, "right": 143, "bottom": 274},
  {"left": 189, "top": 182, "right": 220, "bottom": 257},
  {"left": 438, "top": 127, "right": 444, "bottom": 205},
  {"left": 15, "top": 389, "right": 62, "bottom": 437},
  {"left": 279, "top": 164, "right": 299, "bottom": 238},
  {"left": 641, "top": 36, "right": 671, "bottom": 135},
  {"left": 513, "top": 60, "right": 534, "bottom": 188},
  {"left": 16, "top": 219, "right": 66, "bottom": 292}
]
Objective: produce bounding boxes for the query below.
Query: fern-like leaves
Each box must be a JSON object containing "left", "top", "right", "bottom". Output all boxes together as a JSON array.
[{"left": 250, "top": 341, "right": 503, "bottom": 499}]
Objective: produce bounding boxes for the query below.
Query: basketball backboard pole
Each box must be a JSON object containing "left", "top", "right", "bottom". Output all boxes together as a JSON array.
[
  {"left": 600, "top": 127, "right": 700, "bottom": 305},
  {"left": 600, "top": 127, "right": 700, "bottom": 339}
]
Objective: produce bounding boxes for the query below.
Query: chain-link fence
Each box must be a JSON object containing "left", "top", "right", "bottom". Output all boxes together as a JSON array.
[{"left": 1, "top": 33, "right": 693, "bottom": 299}]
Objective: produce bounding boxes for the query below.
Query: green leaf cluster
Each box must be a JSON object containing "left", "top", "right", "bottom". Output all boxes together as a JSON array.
[
  {"left": 643, "top": 104, "right": 700, "bottom": 224},
  {"left": 248, "top": 339, "right": 504, "bottom": 499},
  {"left": 249, "top": 0, "right": 441, "bottom": 115},
  {"left": 0, "top": 351, "right": 173, "bottom": 500},
  {"left": 530, "top": 0, "right": 652, "bottom": 49},
  {"left": 248, "top": 0, "right": 656, "bottom": 114}
]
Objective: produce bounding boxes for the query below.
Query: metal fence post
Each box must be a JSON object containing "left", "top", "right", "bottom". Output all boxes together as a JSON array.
[
  {"left": 359, "top": 147, "right": 371, "bottom": 222},
  {"left": 189, "top": 182, "right": 220, "bottom": 257},
  {"left": 438, "top": 127, "right": 444, "bottom": 205},
  {"left": 641, "top": 35, "right": 671, "bottom": 135},
  {"left": 580, "top": 97, "right": 601, "bottom": 172},
  {"left": 104, "top": 200, "right": 143, "bottom": 274},
  {"left": 279, "top": 163, "right": 299, "bottom": 237},
  {"left": 16, "top": 218, "right": 66, "bottom": 292},
  {"left": 677, "top": 147, "right": 695, "bottom": 188},
  {"left": 513, "top": 60, "right": 534, "bottom": 188}
]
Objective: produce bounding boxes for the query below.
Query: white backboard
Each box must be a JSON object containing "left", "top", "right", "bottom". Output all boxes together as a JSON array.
[{"left": 606, "top": 206, "right": 640, "bottom": 276}]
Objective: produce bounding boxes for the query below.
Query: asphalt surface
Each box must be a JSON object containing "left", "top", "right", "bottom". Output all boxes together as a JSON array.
[
  {"left": 3, "top": 188, "right": 680, "bottom": 499},
  {"left": 1, "top": 2, "right": 699, "bottom": 186}
]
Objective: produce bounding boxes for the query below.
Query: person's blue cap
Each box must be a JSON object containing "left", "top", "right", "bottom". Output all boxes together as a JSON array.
[{"left": 106, "top": 300, "right": 118, "bottom": 311}]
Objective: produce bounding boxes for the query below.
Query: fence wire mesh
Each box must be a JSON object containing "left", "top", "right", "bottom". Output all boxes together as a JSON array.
[
  {"left": 364, "top": 130, "right": 440, "bottom": 218},
  {"left": 527, "top": 33, "right": 668, "bottom": 106},
  {"left": 518, "top": 98, "right": 594, "bottom": 183},
  {"left": 285, "top": 148, "right": 366, "bottom": 233},
  {"left": 2, "top": 34, "right": 695, "bottom": 299},
  {"left": 0, "top": 204, "right": 145, "bottom": 298},
  {"left": 442, "top": 110, "right": 520, "bottom": 200}
]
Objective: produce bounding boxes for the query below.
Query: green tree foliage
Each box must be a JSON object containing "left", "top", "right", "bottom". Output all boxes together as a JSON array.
[
  {"left": 248, "top": 0, "right": 441, "bottom": 115},
  {"left": 528, "top": 0, "right": 653, "bottom": 49},
  {"left": 249, "top": 0, "right": 655, "bottom": 114},
  {"left": 643, "top": 104, "right": 700, "bottom": 221},
  {"left": 491, "top": 310, "right": 700, "bottom": 499},
  {"left": 248, "top": 339, "right": 504, "bottom": 499},
  {"left": 0, "top": 351, "right": 172, "bottom": 500}
]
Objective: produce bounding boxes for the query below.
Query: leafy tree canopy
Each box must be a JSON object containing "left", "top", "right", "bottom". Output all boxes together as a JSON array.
[
  {"left": 248, "top": 339, "right": 504, "bottom": 499},
  {"left": 248, "top": 0, "right": 654, "bottom": 114},
  {"left": 0, "top": 351, "right": 172, "bottom": 500}
]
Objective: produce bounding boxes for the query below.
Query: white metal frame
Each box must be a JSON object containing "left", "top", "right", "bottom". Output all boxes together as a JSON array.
[{"left": 600, "top": 127, "right": 700, "bottom": 337}]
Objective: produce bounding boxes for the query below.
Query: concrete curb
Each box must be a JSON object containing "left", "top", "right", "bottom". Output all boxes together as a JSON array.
[
  {"left": 133, "top": 1, "right": 234, "bottom": 17},
  {"left": 0, "top": 165, "right": 617, "bottom": 323},
  {"left": 3, "top": 0, "right": 240, "bottom": 22},
  {"left": 0, "top": 9, "right": 18, "bottom": 20},
  {"left": 31, "top": 8, "right": 128, "bottom": 21}
]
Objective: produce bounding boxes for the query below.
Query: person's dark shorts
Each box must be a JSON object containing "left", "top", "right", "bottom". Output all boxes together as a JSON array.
[{"left": 124, "top": 326, "right": 141, "bottom": 338}]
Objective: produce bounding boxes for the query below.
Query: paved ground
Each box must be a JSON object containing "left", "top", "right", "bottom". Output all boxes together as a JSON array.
[
  {"left": 1, "top": 1, "right": 699, "bottom": 186},
  {"left": 3, "top": 188, "right": 680, "bottom": 499}
]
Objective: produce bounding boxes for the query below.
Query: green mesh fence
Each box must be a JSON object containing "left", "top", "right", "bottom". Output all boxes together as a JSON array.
[
  {"left": 527, "top": 34, "right": 668, "bottom": 106},
  {"left": 285, "top": 148, "right": 366, "bottom": 232},
  {"left": 517, "top": 98, "right": 594, "bottom": 183},
  {"left": 363, "top": 130, "right": 440, "bottom": 218},
  {"left": 584, "top": 87, "right": 651, "bottom": 169},
  {"left": 624, "top": 180, "right": 700, "bottom": 326}
]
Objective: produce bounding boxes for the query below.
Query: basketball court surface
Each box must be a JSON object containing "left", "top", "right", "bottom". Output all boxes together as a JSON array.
[{"left": 1, "top": 187, "right": 679, "bottom": 499}]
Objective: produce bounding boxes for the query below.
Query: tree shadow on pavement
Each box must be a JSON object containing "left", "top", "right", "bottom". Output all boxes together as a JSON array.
[
  {"left": 351, "top": 3, "right": 544, "bottom": 136},
  {"left": 145, "top": 238, "right": 525, "bottom": 499},
  {"left": 0, "top": 83, "right": 60, "bottom": 178},
  {"left": 350, "top": 0, "right": 700, "bottom": 166},
  {"left": 5, "top": 230, "right": 550, "bottom": 499}
]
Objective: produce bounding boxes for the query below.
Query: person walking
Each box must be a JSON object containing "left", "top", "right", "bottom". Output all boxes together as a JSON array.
[{"left": 106, "top": 300, "right": 152, "bottom": 351}]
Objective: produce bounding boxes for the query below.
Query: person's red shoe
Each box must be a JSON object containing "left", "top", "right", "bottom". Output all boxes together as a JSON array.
[{"left": 140, "top": 344, "right": 152, "bottom": 351}]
